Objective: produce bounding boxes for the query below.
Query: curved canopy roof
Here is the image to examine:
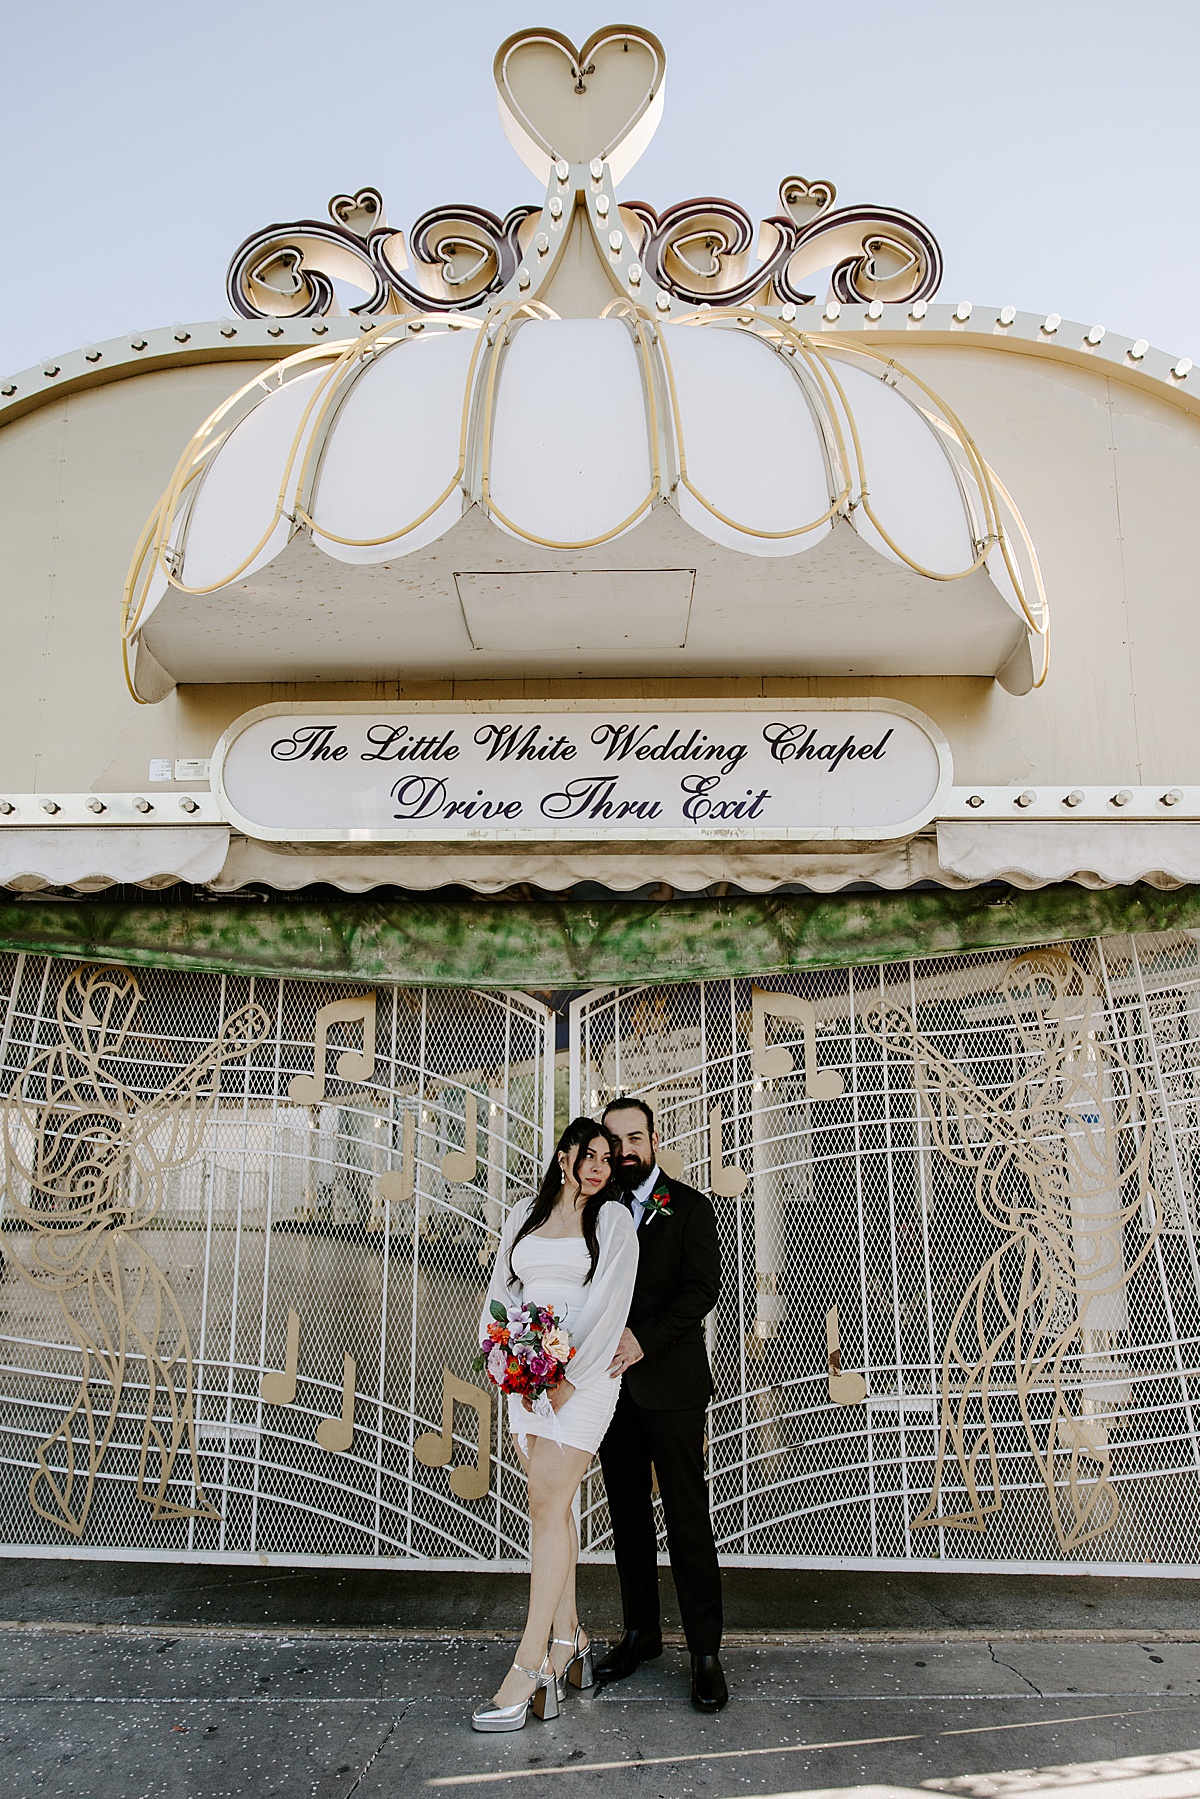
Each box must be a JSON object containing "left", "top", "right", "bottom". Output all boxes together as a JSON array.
[{"left": 126, "top": 309, "right": 1045, "bottom": 699}]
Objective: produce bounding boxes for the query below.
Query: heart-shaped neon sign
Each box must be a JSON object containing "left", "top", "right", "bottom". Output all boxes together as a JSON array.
[
  {"left": 779, "top": 177, "right": 837, "bottom": 228},
  {"left": 494, "top": 25, "right": 666, "bottom": 184},
  {"left": 328, "top": 188, "right": 385, "bottom": 239},
  {"left": 249, "top": 245, "right": 305, "bottom": 299}
]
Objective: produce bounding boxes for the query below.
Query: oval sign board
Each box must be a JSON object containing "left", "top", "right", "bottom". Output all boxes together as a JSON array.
[{"left": 212, "top": 700, "right": 951, "bottom": 843}]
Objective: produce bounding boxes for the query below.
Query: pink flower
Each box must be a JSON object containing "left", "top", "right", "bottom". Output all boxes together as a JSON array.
[{"left": 487, "top": 1342, "right": 509, "bottom": 1385}]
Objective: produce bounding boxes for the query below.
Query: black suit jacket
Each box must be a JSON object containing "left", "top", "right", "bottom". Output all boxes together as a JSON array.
[{"left": 623, "top": 1175, "right": 721, "bottom": 1411}]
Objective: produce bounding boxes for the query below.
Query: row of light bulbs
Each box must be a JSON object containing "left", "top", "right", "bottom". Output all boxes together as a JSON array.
[{"left": 0, "top": 795, "right": 202, "bottom": 817}]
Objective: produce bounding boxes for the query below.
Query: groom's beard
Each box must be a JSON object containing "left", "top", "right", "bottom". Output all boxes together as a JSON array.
[{"left": 615, "top": 1149, "right": 654, "bottom": 1191}]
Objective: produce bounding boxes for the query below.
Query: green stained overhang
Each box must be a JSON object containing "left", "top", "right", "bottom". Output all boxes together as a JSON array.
[{"left": 0, "top": 884, "right": 1195, "bottom": 988}]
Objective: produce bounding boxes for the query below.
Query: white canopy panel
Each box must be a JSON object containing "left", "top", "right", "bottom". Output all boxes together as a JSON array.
[
  {"left": 128, "top": 315, "right": 1043, "bottom": 695},
  {"left": 0, "top": 828, "right": 230, "bottom": 892}
]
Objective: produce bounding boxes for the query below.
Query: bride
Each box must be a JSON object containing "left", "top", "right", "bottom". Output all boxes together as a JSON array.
[{"left": 472, "top": 1117, "right": 638, "bottom": 1732}]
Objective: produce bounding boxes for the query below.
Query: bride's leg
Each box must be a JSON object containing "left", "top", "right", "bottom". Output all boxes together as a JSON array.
[
  {"left": 548, "top": 1508, "right": 583, "bottom": 1679},
  {"left": 491, "top": 1439, "right": 591, "bottom": 1708}
]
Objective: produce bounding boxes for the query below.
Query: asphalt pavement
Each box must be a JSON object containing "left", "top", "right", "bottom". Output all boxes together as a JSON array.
[{"left": 2, "top": 1562, "right": 1200, "bottom": 1799}]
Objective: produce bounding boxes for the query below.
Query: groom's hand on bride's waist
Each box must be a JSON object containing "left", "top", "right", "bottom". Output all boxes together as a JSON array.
[{"left": 608, "top": 1329, "right": 644, "bottom": 1378}]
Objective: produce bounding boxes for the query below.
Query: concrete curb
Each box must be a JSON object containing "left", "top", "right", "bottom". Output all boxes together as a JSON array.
[{"left": 2, "top": 1619, "right": 1198, "bottom": 1645}]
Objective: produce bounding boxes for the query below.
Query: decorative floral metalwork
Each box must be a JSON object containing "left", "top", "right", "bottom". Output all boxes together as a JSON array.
[
  {"left": 2, "top": 966, "right": 269, "bottom": 1537},
  {"left": 862, "top": 949, "right": 1161, "bottom": 1553}
]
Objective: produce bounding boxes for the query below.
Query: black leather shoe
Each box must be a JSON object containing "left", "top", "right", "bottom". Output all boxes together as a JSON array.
[
  {"left": 594, "top": 1629, "right": 663, "bottom": 1683},
  {"left": 690, "top": 1653, "right": 728, "bottom": 1712}
]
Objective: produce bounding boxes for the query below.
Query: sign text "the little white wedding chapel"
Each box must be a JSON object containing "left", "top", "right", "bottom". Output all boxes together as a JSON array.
[{"left": 214, "top": 705, "right": 950, "bottom": 843}]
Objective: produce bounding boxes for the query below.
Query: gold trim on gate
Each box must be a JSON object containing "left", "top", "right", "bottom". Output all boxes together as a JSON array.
[
  {"left": 862, "top": 948, "right": 1161, "bottom": 1553},
  {"left": 2, "top": 966, "right": 270, "bottom": 1538}
]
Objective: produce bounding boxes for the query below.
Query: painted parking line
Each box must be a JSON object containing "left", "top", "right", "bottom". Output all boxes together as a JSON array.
[{"left": 427, "top": 1706, "right": 1198, "bottom": 1788}]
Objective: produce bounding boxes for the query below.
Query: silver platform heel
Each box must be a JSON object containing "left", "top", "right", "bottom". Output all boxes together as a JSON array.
[
  {"left": 552, "top": 1627, "right": 595, "bottom": 1701},
  {"left": 471, "top": 1655, "right": 559, "bottom": 1732}
]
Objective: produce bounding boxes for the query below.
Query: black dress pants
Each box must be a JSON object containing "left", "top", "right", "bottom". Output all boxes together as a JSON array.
[{"left": 598, "top": 1385, "right": 723, "bottom": 1655}]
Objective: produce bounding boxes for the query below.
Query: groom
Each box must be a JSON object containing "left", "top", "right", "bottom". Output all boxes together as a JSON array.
[{"left": 596, "top": 1096, "right": 727, "bottom": 1712}]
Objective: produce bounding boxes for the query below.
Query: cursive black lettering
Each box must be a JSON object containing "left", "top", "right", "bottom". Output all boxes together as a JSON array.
[
  {"left": 361, "top": 724, "right": 459, "bottom": 763},
  {"left": 541, "top": 776, "right": 663, "bottom": 822},
  {"left": 762, "top": 721, "right": 892, "bottom": 771},
  {"left": 592, "top": 722, "right": 747, "bottom": 776},
  {"left": 390, "top": 776, "right": 448, "bottom": 820},
  {"left": 271, "top": 725, "right": 348, "bottom": 763},
  {"left": 474, "top": 723, "right": 576, "bottom": 764},
  {"left": 681, "top": 775, "right": 771, "bottom": 822},
  {"left": 442, "top": 791, "right": 523, "bottom": 820}
]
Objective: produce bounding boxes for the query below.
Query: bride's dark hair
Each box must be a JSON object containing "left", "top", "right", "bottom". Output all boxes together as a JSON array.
[{"left": 509, "top": 1116, "right": 620, "bottom": 1286}]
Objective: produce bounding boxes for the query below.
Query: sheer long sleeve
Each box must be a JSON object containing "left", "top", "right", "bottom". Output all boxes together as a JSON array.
[
  {"left": 479, "top": 1197, "right": 532, "bottom": 1344},
  {"left": 558, "top": 1202, "right": 638, "bottom": 1389}
]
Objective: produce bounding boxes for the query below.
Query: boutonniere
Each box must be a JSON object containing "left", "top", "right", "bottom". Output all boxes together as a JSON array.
[{"left": 643, "top": 1184, "right": 673, "bottom": 1222}]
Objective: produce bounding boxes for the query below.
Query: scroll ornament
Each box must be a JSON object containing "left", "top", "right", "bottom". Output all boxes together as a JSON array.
[
  {"left": 2, "top": 966, "right": 270, "bottom": 1537},
  {"left": 226, "top": 175, "right": 940, "bottom": 321},
  {"left": 637, "top": 180, "right": 942, "bottom": 309},
  {"left": 226, "top": 188, "right": 538, "bottom": 319},
  {"left": 862, "top": 949, "right": 1161, "bottom": 1553}
]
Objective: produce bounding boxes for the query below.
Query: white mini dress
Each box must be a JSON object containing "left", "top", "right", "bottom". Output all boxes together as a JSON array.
[{"left": 481, "top": 1198, "right": 638, "bottom": 1455}]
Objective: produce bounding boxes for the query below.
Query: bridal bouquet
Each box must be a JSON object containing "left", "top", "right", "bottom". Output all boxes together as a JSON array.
[{"left": 475, "top": 1301, "right": 575, "bottom": 1421}]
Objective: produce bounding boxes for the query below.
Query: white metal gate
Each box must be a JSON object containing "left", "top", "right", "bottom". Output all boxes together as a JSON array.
[
  {"left": 570, "top": 932, "right": 1200, "bottom": 1573},
  {"left": 7, "top": 933, "right": 1200, "bottom": 1574},
  {"left": 0, "top": 955, "right": 552, "bottom": 1567}
]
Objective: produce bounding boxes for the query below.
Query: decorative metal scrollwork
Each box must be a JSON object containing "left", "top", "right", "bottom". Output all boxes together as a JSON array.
[
  {"left": 227, "top": 162, "right": 940, "bottom": 319},
  {"left": 639, "top": 197, "right": 797, "bottom": 309},
  {"left": 640, "top": 177, "right": 941, "bottom": 309},
  {"left": 862, "top": 948, "right": 1161, "bottom": 1553},
  {"left": 777, "top": 203, "right": 943, "bottom": 308},
  {"left": 371, "top": 203, "right": 536, "bottom": 313},
  {"left": 227, "top": 189, "right": 538, "bottom": 320},
  {"left": 2, "top": 966, "right": 270, "bottom": 1538}
]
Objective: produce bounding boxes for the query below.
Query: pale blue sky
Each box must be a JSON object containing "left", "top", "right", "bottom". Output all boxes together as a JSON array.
[{"left": 3, "top": 0, "right": 1197, "bottom": 375}]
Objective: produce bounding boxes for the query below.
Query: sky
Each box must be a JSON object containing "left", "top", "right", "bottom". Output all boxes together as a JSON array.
[{"left": 2, "top": 0, "right": 1198, "bottom": 376}]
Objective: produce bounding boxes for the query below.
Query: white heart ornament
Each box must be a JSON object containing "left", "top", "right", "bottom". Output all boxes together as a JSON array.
[
  {"left": 494, "top": 25, "right": 666, "bottom": 185},
  {"left": 249, "top": 245, "right": 305, "bottom": 299},
  {"left": 328, "top": 188, "right": 385, "bottom": 239},
  {"left": 861, "top": 233, "right": 920, "bottom": 289},
  {"left": 780, "top": 176, "right": 837, "bottom": 229}
]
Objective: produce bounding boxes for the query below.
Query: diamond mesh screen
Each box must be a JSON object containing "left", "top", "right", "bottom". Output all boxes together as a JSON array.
[
  {"left": 571, "top": 932, "right": 1200, "bottom": 1571},
  {"left": 0, "top": 956, "right": 552, "bottom": 1567},
  {"left": 6, "top": 934, "right": 1200, "bottom": 1573}
]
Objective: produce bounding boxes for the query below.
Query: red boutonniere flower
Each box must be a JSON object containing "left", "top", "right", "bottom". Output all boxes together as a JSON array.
[{"left": 644, "top": 1184, "right": 674, "bottom": 1222}]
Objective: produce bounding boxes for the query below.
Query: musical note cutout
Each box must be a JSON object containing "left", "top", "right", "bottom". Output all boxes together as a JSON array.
[
  {"left": 826, "top": 1306, "right": 867, "bottom": 1406},
  {"left": 288, "top": 994, "right": 377, "bottom": 1104},
  {"left": 260, "top": 1308, "right": 300, "bottom": 1407},
  {"left": 414, "top": 1367, "right": 492, "bottom": 1500},
  {"left": 441, "top": 1093, "right": 478, "bottom": 1185},
  {"left": 373, "top": 1110, "right": 416, "bottom": 1228},
  {"left": 316, "top": 1353, "right": 356, "bottom": 1453},
  {"left": 708, "top": 1105, "right": 748, "bottom": 1198},
  {"left": 750, "top": 987, "right": 845, "bottom": 1098}
]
